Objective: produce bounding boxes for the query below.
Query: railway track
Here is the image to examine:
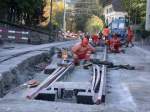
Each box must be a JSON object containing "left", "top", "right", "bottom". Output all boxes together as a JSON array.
[
  {"left": 0, "top": 40, "right": 77, "bottom": 63},
  {"left": 26, "top": 46, "right": 107, "bottom": 105}
]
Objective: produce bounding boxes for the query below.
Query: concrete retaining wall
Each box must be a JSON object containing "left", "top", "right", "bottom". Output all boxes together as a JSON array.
[{"left": 0, "top": 51, "right": 53, "bottom": 97}]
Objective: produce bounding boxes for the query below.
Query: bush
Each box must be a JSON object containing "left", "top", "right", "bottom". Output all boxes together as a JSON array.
[
  {"left": 141, "top": 30, "right": 150, "bottom": 39},
  {"left": 135, "top": 21, "right": 150, "bottom": 39}
]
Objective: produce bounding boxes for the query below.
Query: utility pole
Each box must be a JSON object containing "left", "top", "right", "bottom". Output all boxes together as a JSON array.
[
  {"left": 146, "top": 0, "right": 150, "bottom": 31},
  {"left": 63, "top": 0, "right": 66, "bottom": 32},
  {"left": 49, "top": 0, "right": 53, "bottom": 40}
]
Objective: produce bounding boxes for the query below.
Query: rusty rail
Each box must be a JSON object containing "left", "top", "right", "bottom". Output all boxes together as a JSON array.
[{"left": 27, "top": 63, "right": 73, "bottom": 99}]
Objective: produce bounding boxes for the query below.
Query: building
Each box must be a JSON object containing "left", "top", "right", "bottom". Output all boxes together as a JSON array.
[
  {"left": 146, "top": 0, "right": 150, "bottom": 31},
  {"left": 102, "top": 0, "right": 127, "bottom": 24}
]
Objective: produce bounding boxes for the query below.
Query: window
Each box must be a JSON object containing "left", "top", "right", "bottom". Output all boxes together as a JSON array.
[
  {"left": 109, "top": 8, "right": 113, "bottom": 13},
  {"left": 112, "top": 23, "right": 118, "bottom": 29},
  {"left": 119, "top": 23, "right": 125, "bottom": 29}
]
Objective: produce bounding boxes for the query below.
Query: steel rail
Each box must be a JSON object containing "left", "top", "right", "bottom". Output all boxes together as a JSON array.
[
  {"left": 94, "top": 65, "right": 101, "bottom": 93},
  {"left": 27, "top": 63, "right": 73, "bottom": 99},
  {"left": 26, "top": 66, "right": 64, "bottom": 99},
  {"left": 96, "top": 46, "right": 107, "bottom": 104},
  {"left": 49, "top": 63, "right": 74, "bottom": 86},
  {"left": 0, "top": 40, "right": 77, "bottom": 63},
  {"left": 91, "top": 66, "right": 96, "bottom": 92}
]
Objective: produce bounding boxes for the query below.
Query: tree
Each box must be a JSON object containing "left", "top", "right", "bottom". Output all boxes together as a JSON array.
[
  {"left": 122, "top": 0, "right": 146, "bottom": 24},
  {"left": 0, "top": 0, "right": 44, "bottom": 25},
  {"left": 85, "top": 15, "right": 104, "bottom": 33},
  {"left": 72, "top": 0, "right": 103, "bottom": 32},
  {"left": 40, "top": 0, "right": 64, "bottom": 29}
]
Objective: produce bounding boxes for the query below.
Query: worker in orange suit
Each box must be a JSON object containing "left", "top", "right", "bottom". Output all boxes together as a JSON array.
[
  {"left": 110, "top": 33, "right": 121, "bottom": 53},
  {"left": 126, "top": 26, "right": 134, "bottom": 47},
  {"left": 102, "top": 26, "right": 110, "bottom": 40},
  {"left": 92, "top": 34, "right": 100, "bottom": 46},
  {"left": 72, "top": 37, "right": 95, "bottom": 65},
  {"left": 105, "top": 39, "right": 111, "bottom": 51}
]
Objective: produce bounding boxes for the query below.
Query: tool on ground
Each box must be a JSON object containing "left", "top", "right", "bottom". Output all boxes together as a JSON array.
[
  {"left": 27, "top": 80, "right": 40, "bottom": 88},
  {"left": 90, "top": 59, "right": 114, "bottom": 66},
  {"left": 109, "top": 64, "right": 135, "bottom": 70},
  {"left": 83, "top": 59, "right": 135, "bottom": 70}
]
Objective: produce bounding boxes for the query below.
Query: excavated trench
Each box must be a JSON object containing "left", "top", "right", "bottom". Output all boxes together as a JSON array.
[
  {"left": 0, "top": 46, "right": 105, "bottom": 104},
  {"left": 0, "top": 48, "right": 55, "bottom": 98}
]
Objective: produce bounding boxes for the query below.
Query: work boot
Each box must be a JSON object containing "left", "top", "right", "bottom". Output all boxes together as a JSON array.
[
  {"left": 121, "top": 49, "right": 125, "bottom": 54},
  {"left": 131, "top": 44, "right": 134, "bottom": 47},
  {"left": 83, "top": 60, "right": 87, "bottom": 65},
  {"left": 83, "top": 60, "right": 92, "bottom": 69},
  {"left": 74, "top": 58, "right": 80, "bottom": 66}
]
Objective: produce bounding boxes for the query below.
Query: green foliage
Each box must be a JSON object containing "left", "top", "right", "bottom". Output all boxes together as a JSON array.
[
  {"left": 0, "top": 0, "right": 66, "bottom": 31},
  {"left": 52, "top": 1, "right": 64, "bottom": 29},
  {"left": 74, "top": 15, "right": 89, "bottom": 32},
  {"left": 71, "top": 0, "right": 103, "bottom": 31},
  {"left": 0, "top": 0, "right": 44, "bottom": 25},
  {"left": 85, "top": 15, "right": 104, "bottom": 33},
  {"left": 54, "top": 12, "right": 64, "bottom": 28},
  {"left": 121, "top": 0, "right": 146, "bottom": 24},
  {"left": 139, "top": 21, "right": 150, "bottom": 39}
]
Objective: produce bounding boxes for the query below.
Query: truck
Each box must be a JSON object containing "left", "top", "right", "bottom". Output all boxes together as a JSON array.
[{"left": 109, "top": 17, "right": 128, "bottom": 41}]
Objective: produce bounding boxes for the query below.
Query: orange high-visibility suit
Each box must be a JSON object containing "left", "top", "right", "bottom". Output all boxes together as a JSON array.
[
  {"left": 126, "top": 27, "right": 134, "bottom": 47},
  {"left": 72, "top": 38, "right": 95, "bottom": 64},
  {"left": 92, "top": 34, "right": 100, "bottom": 45},
  {"left": 110, "top": 35, "right": 121, "bottom": 53},
  {"left": 102, "top": 27, "right": 110, "bottom": 40}
]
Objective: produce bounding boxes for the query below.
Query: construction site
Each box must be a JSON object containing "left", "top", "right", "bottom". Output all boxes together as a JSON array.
[{"left": 0, "top": 0, "right": 150, "bottom": 112}]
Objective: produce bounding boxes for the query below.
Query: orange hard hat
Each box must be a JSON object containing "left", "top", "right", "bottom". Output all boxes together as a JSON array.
[{"left": 82, "top": 37, "right": 89, "bottom": 46}]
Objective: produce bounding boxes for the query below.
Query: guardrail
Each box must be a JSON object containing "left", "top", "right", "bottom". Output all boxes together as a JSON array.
[{"left": 0, "top": 20, "right": 50, "bottom": 44}]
